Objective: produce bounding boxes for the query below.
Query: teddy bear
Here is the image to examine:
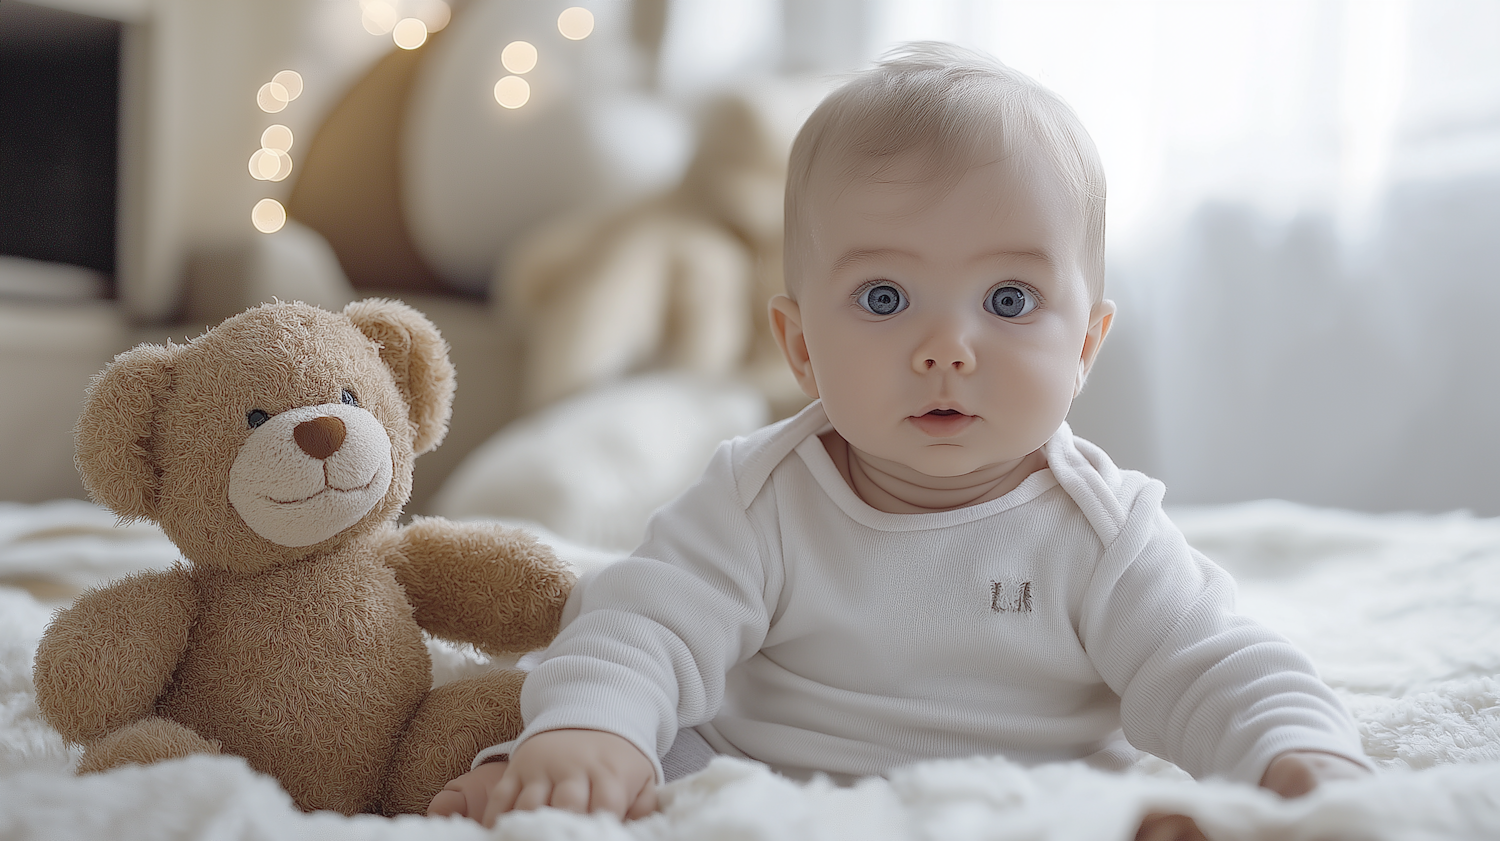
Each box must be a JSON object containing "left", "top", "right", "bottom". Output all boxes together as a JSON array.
[
  {"left": 31, "top": 298, "right": 574, "bottom": 816},
  {"left": 497, "top": 80, "right": 831, "bottom": 418}
]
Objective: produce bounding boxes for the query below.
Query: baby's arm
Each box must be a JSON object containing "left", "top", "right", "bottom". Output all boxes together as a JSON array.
[
  {"left": 429, "top": 729, "right": 656, "bottom": 826},
  {"left": 433, "top": 443, "right": 773, "bottom": 825}
]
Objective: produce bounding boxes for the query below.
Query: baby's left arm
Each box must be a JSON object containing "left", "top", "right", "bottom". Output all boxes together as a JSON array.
[
  {"left": 1078, "top": 494, "right": 1372, "bottom": 782},
  {"left": 1075, "top": 486, "right": 1373, "bottom": 838}
]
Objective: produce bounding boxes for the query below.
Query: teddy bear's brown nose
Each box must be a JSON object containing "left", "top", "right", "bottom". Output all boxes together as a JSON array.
[{"left": 294, "top": 415, "right": 346, "bottom": 460}]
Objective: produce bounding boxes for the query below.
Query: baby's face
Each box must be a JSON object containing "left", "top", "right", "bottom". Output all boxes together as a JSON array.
[{"left": 776, "top": 143, "right": 1111, "bottom": 479}]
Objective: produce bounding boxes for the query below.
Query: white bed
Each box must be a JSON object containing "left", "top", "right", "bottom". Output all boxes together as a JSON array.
[{"left": 2, "top": 497, "right": 1498, "bottom": 840}]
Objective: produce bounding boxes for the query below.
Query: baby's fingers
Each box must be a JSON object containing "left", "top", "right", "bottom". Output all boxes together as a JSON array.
[
  {"left": 623, "top": 780, "right": 659, "bottom": 821},
  {"left": 426, "top": 787, "right": 469, "bottom": 818},
  {"left": 549, "top": 774, "right": 594, "bottom": 814},
  {"left": 430, "top": 762, "right": 508, "bottom": 821},
  {"left": 481, "top": 773, "right": 530, "bottom": 827},
  {"left": 1135, "top": 813, "right": 1207, "bottom": 841}
]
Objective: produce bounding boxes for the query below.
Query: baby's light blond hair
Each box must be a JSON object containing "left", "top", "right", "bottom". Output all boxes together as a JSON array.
[{"left": 784, "top": 42, "right": 1107, "bottom": 302}]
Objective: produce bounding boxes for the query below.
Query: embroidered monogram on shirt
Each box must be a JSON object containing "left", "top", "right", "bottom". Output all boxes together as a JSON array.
[{"left": 990, "top": 580, "right": 1033, "bottom": 613}]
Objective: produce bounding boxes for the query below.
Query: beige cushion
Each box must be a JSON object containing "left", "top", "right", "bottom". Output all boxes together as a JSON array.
[{"left": 286, "top": 44, "right": 446, "bottom": 294}]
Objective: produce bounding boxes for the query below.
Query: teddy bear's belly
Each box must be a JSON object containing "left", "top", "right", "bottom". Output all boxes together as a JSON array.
[{"left": 159, "top": 562, "right": 430, "bottom": 813}]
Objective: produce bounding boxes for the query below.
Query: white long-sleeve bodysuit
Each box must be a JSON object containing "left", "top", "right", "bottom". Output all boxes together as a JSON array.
[{"left": 489, "top": 401, "right": 1367, "bottom": 784}]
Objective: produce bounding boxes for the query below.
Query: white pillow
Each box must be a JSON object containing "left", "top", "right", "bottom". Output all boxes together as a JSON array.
[{"left": 430, "top": 373, "right": 769, "bottom": 552}]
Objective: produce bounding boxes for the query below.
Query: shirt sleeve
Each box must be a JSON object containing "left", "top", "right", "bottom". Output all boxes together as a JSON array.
[
  {"left": 1077, "top": 481, "right": 1372, "bottom": 784},
  {"left": 509, "top": 441, "right": 777, "bottom": 782}
]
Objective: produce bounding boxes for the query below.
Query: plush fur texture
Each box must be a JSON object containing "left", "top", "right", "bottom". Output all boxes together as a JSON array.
[{"left": 32, "top": 299, "right": 574, "bottom": 815}]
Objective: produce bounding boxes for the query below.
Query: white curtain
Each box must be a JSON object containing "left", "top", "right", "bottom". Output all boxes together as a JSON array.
[{"left": 740, "top": 0, "right": 1500, "bottom": 514}]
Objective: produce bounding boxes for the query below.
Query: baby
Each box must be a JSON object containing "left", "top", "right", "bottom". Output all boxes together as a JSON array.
[{"left": 431, "top": 43, "right": 1371, "bottom": 833}]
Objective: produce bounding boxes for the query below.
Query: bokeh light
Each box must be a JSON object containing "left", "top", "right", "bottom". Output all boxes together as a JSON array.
[
  {"left": 252, "top": 198, "right": 287, "bottom": 233},
  {"left": 249, "top": 149, "right": 279, "bottom": 180},
  {"left": 261, "top": 124, "right": 293, "bottom": 152},
  {"left": 256, "top": 82, "right": 289, "bottom": 113},
  {"left": 272, "top": 70, "right": 303, "bottom": 101},
  {"left": 361, "top": 0, "right": 398, "bottom": 35},
  {"left": 393, "top": 17, "right": 428, "bottom": 49},
  {"left": 558, "top": 7, "right": 594, "bottom": 40},
  {"left": 248, "top": 149, "right": 294, "bottom": 182},
  {"left": 493, "top": 75, "right": 530, "bottom": 109},
  {"left": 501, "top": 40, "right": 537, "bottom": 74},
  {"left": 416, "top": 0, "right": 451, "bottom": 32}
]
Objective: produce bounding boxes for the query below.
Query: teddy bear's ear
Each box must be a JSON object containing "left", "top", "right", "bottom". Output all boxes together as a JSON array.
[
  {"left": 343, "top": 298, "right": 456, "bottom": 455},
  {"left": 74, "top": 343, "right": 179, "bottom": 521}
]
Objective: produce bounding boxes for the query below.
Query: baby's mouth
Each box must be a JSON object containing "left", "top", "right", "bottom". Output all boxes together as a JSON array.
[{"left": 909, "top": 408, "right": 976, "bottom": 437}]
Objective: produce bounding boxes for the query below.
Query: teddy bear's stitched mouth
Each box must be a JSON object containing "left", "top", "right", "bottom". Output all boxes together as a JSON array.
[{"left": 267, "top": 473, "right": 381, "bottom": 506}]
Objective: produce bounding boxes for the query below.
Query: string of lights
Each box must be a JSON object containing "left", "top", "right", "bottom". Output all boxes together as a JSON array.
[{"left": 250, "top": 3, "right": 594, "bottom": 234}]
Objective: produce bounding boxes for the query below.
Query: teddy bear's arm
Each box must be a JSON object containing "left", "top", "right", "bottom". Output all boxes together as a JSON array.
[
  {"left": 32, "top": 566, "right": 198, "bottom": 744},
  {"left": 385, "top": 518, "right": 573, "bottom": 656}
]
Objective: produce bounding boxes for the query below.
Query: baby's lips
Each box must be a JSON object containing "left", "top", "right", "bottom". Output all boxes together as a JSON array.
[
  {"left": 908, "top": 411, "right": 977, "bottom": 437},
  {"left": 914, "top": 401, "right": 972, "bottom": 418}
]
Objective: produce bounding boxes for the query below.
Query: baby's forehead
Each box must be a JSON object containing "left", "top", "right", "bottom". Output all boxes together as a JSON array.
[
  {"left": 821, "top": 123, "right": 1071, "bottom": 194},
  {"left": 806, "top": 138, "right": 1085, "bottom": 234}
]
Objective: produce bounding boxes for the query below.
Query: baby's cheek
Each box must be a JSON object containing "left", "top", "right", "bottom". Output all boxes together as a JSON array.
[
  {"left": 991, "top": 346, "right": 1081, "bottom": 439},
  {"left": 1005, "top": 338, "right": 1080, "bottom": 397}
]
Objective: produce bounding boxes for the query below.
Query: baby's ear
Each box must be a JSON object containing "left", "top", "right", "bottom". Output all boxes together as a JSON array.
[
  {"left": 1075, "top": 300, "right": 1116, "bottom": 396},
  {"left": 75, "top": 343, "right": 178, "bottom": 521},
  {"left": 344, "top": 298, "right": 456, "bottom": 455},
  {"left": 768, "top": 294, "right": 820, "bottom": 400}
]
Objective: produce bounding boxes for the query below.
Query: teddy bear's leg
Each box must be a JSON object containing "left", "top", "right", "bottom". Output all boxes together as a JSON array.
[
  {"left": 78, "top": 716, "right": 222, "bottom": 774},
  {"left": 378, "top": 669, "right": 526, "bottom": 816}
]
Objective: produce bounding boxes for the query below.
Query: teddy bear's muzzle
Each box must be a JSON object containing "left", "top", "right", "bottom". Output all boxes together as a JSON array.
[{"left": 228, "top": 403, "right": 394, "bottom": 548}]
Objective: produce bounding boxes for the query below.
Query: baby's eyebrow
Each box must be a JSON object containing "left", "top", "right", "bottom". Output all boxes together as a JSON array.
[
  {"left": 831, "top": 247, "right": 915, "bottom": 275},
  {"left": 973, "top": 248, "right": 1058, "bottom": 267},
  {"left": 832, "top": 247, "right": 1058, "bottom": 274}
]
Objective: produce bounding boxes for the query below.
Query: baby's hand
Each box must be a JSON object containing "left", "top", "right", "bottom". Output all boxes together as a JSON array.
[
  {"left": 1135, "top": 750, "right": 1369, "bottom": 841},
  {"left": 428, "top": 729, "right": 656, "bottom": 826},
  {"left": 428, "top": 757, "right": 508, "bottom": 820},
  {"left": 1135, "top": 813, "right": 1207, "bottom": 841},
  {"left": 481, "top": 729, "right": 657, "bottom": 827},
  {"left": 1259, "top": 750, "right": 1370, "bottom": 798}
]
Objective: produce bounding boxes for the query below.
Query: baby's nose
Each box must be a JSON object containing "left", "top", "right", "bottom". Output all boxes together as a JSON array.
[
  {"left": 920, "top": 357, "right": 969, "bottom": 371},
  {"left": 914, "top": 337, "right": 976, "bottom": 373},
  {"left": 294, "top": 415, "right": 346, "bottom": 460}
]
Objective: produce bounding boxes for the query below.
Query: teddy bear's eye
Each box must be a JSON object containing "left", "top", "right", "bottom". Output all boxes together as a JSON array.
[
  {"left": 341, "top": 389, "right": 359, "bottom": 407},
  {"left": 247, "top": 409, "right": 270, "bottom": 429}
]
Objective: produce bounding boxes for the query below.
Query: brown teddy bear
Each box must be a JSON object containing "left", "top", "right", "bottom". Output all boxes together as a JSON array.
[{"left": 31, "top": 299, "right": 574, "bottom": 815}]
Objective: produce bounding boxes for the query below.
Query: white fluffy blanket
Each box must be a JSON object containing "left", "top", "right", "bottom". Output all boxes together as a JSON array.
[{"left": 2, "top": 498, "right": 1498, "bottom": 840}]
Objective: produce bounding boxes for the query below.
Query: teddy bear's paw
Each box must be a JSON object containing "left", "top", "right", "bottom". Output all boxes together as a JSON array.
[
  {"left": 378, "top": 670, "right": 527, "bottom": 815},
  {"left": 78, "top": 716, "right": 222, "bottom": 775}
]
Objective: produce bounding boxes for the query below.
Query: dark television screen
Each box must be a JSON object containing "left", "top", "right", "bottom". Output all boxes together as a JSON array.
[{"left": 0, "top": 1, "right": 121, "bottom": 290}]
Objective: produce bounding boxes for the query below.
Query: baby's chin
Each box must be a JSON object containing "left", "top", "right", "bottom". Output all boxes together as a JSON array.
[{"left": 851, "top": 439, "right": 1041, "bottom": 484}]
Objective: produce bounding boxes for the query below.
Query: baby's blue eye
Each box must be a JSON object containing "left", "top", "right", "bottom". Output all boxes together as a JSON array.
[
  {"left": 858, "top": 283, "right": 907, "bottom": 316},
  {"left": 986, "top": 285, "right": 1036, "bottom": 318}
]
